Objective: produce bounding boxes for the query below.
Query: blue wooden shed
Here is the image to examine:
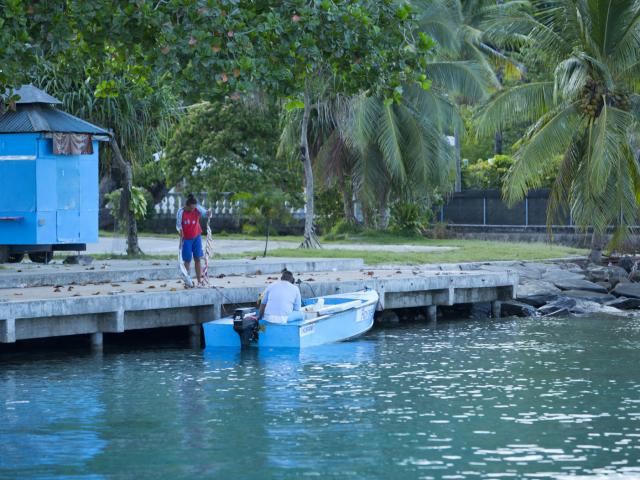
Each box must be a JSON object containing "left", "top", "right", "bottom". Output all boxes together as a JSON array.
[{"left": 0, "top": 85, "right": 109, "bottom": 263}]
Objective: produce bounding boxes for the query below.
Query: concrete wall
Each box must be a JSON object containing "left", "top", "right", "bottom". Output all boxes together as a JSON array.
[{"left": 443, "top": 224, "right": 640, "bottom": 248}]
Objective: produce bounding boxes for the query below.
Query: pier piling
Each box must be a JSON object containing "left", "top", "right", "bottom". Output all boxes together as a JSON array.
[
  {"left": 90, "top": 332, "right": 103, "bottom": 350},
  {"left": 426, "top": 305, "right": 437, "bottom": 323},
  {"left": 491, "top": 301, "right": 502, "bottom": 318}
]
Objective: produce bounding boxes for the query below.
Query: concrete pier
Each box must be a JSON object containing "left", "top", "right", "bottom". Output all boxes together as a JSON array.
[
  {"left": 0, "top": 266, "right": 518, "bottom": 345},
  {"left": 0, "top": 257, "right": 364, "bottom": 289}
]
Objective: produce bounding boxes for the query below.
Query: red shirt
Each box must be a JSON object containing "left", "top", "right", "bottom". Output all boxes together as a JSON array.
[{"left": 181, "top": 209, "right": 202, "bottom": 240}]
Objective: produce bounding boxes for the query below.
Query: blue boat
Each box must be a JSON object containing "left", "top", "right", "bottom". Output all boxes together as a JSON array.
[{"left": 203, "top": 289, "right": 379, "bottom": 349}]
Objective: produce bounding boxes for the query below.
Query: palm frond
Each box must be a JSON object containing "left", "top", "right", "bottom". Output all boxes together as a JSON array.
[
  {"left": 587, "top": 104, "right": 635, "bottom": 195},
  {"left": 426, "top": 61, "right": 496, "bottom": 102},
  {"left": 504, "top": 103, "right": 583, "bottom": 204},
  {"left": 554, "top": 57, "right": 588, "bottom": 102},
  {"left": 377, "top": 102, "right": 406, "bottom": 181},
  {"left": 475, "top": 82, "right": 555, "bottom": 138}
]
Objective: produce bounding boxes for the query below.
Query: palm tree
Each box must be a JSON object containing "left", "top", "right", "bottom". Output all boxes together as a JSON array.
[
  {"left": 417, "top": 0, "right": 525, "bottom": 188},
  {"left": 34, "top": 61, "right": 180, "bottom": 255},
  {"left": 345, "top": 86, "right": 462, "bottom": 229},
  {"left": 279, "top": 2, "right": 502, "bottom": 236},
  {"left": 476, "top": 0, "right": 640, "bottom": 259}
]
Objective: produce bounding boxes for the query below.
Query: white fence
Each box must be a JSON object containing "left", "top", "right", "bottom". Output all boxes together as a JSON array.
[{"left": 153, "top": 192, "right": 305, "bottom": 219}]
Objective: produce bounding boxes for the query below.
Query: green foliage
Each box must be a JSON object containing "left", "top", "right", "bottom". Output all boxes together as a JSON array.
[
  {"left": 315, "top": 185, "right": 345, "bottom": 234},
  {"left": 251, "top": 1, "right": 432, "bottom": 99},
  {"left": 234, "top": 190, "right": 292, "bottom": 230},
  {"left": 2, "top": 1, "right": 431, "bottom": 102},
  {"left": 234, "top": 189, "right": 293, "bottom": 254},
  {"left": 390, "top": 202, "right": 427, "bottom": 236},
  {"left": 105, "top": 186, "right": 149, "bottom": 227},
  {"left": 476, "top": 0, "right": 640, "bottom": 246},
  {"left": 329, "top": 219, "right": 363, "bottom": 236},
  {"left": 34, "top": 61, "right": 180, "bottom": 185},
  {"left": 462, "top": 155, "right": 513, "bottom": 190},
  {"left": 463, "top": 154, "right": 561, "bottom": 190},
  {"left": 163, "top": 100, "right": 302, "bottom": 200}
]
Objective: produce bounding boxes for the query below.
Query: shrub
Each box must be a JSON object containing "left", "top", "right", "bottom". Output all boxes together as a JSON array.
[
  {"left": 105, "top": 186, "right": 150, "bottom": 231},
  {"left": 390, "top": 202, "right": 426, "bottom": 236},
  {"left": 330, "top": 218, "right": 362, "bottom": 235},
  {"left": 462, "top": 154, "right": 513, "bottom": 190},
  {"left": 315, "top": 185, "right": 345, "bottom": 234}
]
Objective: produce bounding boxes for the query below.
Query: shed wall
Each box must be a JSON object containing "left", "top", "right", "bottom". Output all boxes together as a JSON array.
[{"left": 0, "top": 133, "right": 99, "bottom": 246}]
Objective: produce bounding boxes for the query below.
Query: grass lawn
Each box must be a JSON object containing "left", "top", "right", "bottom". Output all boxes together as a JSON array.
[
  {"left": 254, "top": 240, "right": 588, "bottom": 265},
  {"left": 95, "top": 230, "right": 586, "bottom": 265}
]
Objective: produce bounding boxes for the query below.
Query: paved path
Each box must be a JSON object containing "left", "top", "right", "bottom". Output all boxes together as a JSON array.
[{"left": 87, "top": 236, "right": 457, "bottom": 255}]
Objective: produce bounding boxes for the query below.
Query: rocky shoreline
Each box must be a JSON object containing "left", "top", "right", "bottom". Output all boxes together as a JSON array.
[{"left": 497, "top": 259, "right": 640, "bottom": 317}]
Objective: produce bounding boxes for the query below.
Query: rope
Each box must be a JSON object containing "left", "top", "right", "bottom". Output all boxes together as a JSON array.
[
  {"left": 178, "top": 237, "right": 194, "bottom": 288},
  {"left": 202, "top": 216, "right": 213, "bottom": 286}
]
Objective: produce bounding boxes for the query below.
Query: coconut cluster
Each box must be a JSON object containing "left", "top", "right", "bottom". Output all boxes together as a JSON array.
[{"left": 580, "top": 77, "right": 630, "bottom": 118}]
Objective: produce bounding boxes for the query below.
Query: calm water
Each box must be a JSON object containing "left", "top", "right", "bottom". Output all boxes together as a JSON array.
[{"left": 1, "top": 316, "right": 639, "bottom": 479}]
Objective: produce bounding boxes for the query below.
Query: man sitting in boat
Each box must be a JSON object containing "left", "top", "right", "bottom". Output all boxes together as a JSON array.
[{"left": 256, "top": 269, "right": 302, "bottom": 324}]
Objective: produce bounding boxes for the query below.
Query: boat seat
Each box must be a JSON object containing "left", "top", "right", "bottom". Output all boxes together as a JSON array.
[{"left": 301, "top": 299, "right": 363, "bottom": 319}]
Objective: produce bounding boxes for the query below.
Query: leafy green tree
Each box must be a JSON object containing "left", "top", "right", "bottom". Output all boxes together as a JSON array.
[
  {"left": 476, "top": 0, "right": 640, "bottom": 258},
  {"left": 34, "top": 63, "right": 180, "bottom": 255},
  {"left": 260, "top": 1, "right": 433, "bottom": 247},
  {"left": 4, "top": 1, "right": 430, "bottom": 251},
  {"left": 163, "top": 100, "right": 302, "bottom": 201},
  {"left": 234, "top": 190, "right": 292, "bottom": 257}
]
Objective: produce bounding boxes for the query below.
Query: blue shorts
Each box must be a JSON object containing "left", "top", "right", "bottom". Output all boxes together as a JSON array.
[{"left": 181, "top": 235, "right": 203, "bottom": 262}]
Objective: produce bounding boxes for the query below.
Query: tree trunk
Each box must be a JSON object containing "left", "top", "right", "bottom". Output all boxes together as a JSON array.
[
  {"left": 299, "top": 87, "right": 321, "bottom": 249},
  {"left": 377, "top": 188, "right": 391, "bottom": 230},
  {"left": 362, "top": 203, "right": 374, "bottom": 229},
  {"left": 109, "top": 134, "right": 141, "bottom": 256},
  {"left": 454, "top": 128, "right": 462, "bottom": 192},
  {"left": 263, "top": 217, "right": 270, "bottom": 257},
  {"left": 338, "top": 174, "right": 356, "bottom": 224},
  {"left": 494, "top": 130, "right": 503, "bottom": 155}
]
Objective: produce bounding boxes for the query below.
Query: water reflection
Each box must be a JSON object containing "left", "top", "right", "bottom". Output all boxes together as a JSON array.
[
  {"left": 0, "top": 316, "right": 639, "bottom": 479},
  {"left": 0, "top": 354, "right": 107, "bottom": 477},
  {"left": 200, "top": 341, "right": 378, "bottom": 477}
]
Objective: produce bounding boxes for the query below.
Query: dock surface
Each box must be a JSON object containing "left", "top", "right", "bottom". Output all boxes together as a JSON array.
[
  {"left": 0, "top": 257, "right": 364, "bottom": 288},
  {"left": 0, "top": 259, "right": 518, "bottom": 345}
]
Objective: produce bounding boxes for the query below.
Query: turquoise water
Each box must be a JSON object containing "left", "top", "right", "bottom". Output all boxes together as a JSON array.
[{"left": 1, "top": 316, "right": 639, "bottom": 479}]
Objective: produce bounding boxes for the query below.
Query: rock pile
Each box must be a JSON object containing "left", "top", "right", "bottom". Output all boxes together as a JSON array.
[{"left": 480, "top": 260, "right": 640, "bottom": 317}]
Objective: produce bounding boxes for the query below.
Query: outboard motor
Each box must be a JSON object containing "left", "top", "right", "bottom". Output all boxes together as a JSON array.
[{"left": 232, "top": 308, "right": 259, "bottom": 347}]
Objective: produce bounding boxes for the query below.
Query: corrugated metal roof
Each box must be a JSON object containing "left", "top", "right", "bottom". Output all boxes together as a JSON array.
[
  {"left": 0, "top": 105, "right": 109, "bottom": 135},
  {"left": 11, "top": 84, "right": 62, "bottom": 105}
]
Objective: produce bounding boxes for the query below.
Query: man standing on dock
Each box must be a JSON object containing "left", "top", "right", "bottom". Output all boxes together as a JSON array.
[
  {"left": 257, "top": 269, "right": 302, "bottom": 323},
  {"left": 177, "top": 194, "right": 211, "bottom": 286}
]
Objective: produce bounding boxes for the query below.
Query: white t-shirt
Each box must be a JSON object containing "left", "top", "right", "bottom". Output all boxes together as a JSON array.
[{"left": 261, "top": 281, "right": 301, "bottom": 321}]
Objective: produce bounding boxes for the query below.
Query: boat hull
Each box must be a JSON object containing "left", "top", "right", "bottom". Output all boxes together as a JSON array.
[{"left": 203, "top": 290, "right": 378, "bottom": 349}]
